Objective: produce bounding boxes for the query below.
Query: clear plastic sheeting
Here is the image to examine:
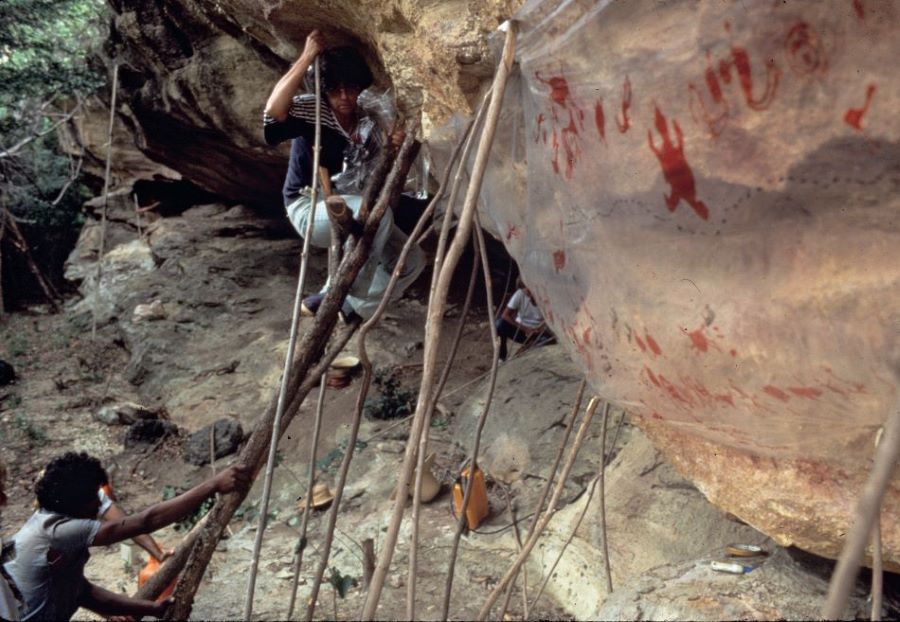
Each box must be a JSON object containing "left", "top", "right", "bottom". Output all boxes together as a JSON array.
[{"left": 470, "top": 0, "right": 900, "bottom": 461}]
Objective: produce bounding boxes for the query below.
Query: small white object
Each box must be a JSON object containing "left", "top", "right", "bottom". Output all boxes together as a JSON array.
[
  {"left": 710, "top": 560, "right": 748, "bottom": 574},
  {"left": 120, "top": 543, "right": 135, "bottom": 565}
]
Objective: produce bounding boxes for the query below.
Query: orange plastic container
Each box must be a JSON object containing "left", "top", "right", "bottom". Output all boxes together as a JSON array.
[
  {"left": 452, "top": 466, "right": 489, "bottom": 531},
  {"left": 138, "top": 556, "right": 176, "bottom": 601}
]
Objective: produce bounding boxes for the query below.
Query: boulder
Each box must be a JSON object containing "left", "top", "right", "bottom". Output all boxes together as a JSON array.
[
  {"left": 184, "top": 418, "right": 244, "bottom": 465},
  {"left": 124, "top": 419, "right": 178, "bottom": 449}
]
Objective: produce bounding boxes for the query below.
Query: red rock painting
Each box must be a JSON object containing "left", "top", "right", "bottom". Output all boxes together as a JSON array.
[
  {"left": 785, "top": 21, "right": 828, "bottom": 76},
  {"left": 534, "top": 72, "right": 586, "bottom": 179},
  {"left": 844, "top": 84, "right": 876, "bottom": 131},
  {"left": 648, "top": 106, "right": 710, "bottom": 220},
  {"left": 616, "top": 75, "right": 632, "bottom": 133}
]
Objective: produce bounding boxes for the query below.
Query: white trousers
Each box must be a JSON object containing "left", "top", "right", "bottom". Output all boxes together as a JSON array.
[{"left": 286, "top": 192, "right": 425, "bottom": 319}]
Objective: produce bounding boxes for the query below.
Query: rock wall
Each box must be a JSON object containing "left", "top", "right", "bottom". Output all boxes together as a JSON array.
[{"left": 77, "top": 0, "right": 519, "bottom": 207}]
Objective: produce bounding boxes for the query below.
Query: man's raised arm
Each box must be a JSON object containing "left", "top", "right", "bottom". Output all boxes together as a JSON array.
[
  {"left": 92, "top": 465, "right": 249, "bottom": 547},
  {"left": 265, "top": 29, "right": 324, "bottom": 121}
]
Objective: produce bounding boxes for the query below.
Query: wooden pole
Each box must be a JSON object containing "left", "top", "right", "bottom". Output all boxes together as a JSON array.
[
  {"left": 361, "top": 22, "right": 518, "bottom": 620},
  {"left": 871, "top": 518, "right": 883, "bottom": 621},
  {"left": 165, "top": 126, "right": 416, "bottom": 620},
  {"left": 500, "top": 378, "right": 586, "bottom": 614},
  {"left": 529, "top": 402, "right": 613, "bottom": 610},
  {"left": 303, "top": 126, "right": 429, "bottom": 621},
  {"left": 438, "top": 218, "right": 500, "bottom": 621},
  {"left": 92, "top": 62, "right": 119, "bottom": 341},
  {"left": 285, "top": 374, "right": 327, "bottom": 620},
  {"left": 405, "top": 91, "right": 491, "bottom": 620},
  {"left": 243, "top": 57, "right": 324, "bottom": 621}
]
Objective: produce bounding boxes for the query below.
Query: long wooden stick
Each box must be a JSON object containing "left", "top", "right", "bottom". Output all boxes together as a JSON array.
[
  {"left": 285, "top": 373, "right": 328, "bottom": 619},
  {"left": 142, "top": 324, "right": 353, "bottom": 608},
  {"left": 406, "top": 93, "right": 490, "bottom": 621},
  {"left": 406, "top": 128, "right": 481, "bottom": 620},
  {"left": 92, "top": 62, "right": 118, "bottom": 341},
  {"left": 529, "top": 401, "right": 612, "bottom": 610},
  {"left": 499, "top": 484, "right": 527, "bottom": 619},
  {"left": 822, "top": 396, "right": 900, "bottom": 619},
  {"left": 499, "top": 378, "right": 586, "bottom": 615},
  {"left": 243, "top": 57, "right": 324, "bottom": 621},
  {"left": 871, "top": 518, "right": 883, "bottom": 621},
  {"left": 1, "top": 209, "right": 61, "bottom": 310},
  {"left": 477, "top": 397, "right": 603, "bottom": 620},
  {"left": 598, "top": 402, "right": 614, "bottom": 594},
  {"left": 303, "top": 125, "right": 424, "bottom": 621},
  {"left": 361, "top": 23, "right": 518, "bottom": 620},
  {"left": 438, "top": 217, "right": 501, "bottom": 621}
]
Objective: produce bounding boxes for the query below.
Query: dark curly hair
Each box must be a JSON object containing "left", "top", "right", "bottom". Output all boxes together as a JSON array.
[
  {"left": 318, "top": 46, "right": 373, "bottom": 93},
  {"left": 35, "top": 452, "right": 108, "bottom": 515}
]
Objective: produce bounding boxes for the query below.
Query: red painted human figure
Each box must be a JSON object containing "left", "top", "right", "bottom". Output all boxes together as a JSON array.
[
  {"left": 534, "top": 72, "right": 585, "bottom": 178},
  {"left": 647, "top": 106, "right": 709, "bottom": 221}
]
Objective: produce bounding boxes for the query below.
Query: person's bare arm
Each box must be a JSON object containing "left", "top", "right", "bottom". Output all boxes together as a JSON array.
[
  {"left": 500, "top": 306, "right": 517, "bottom": 325},
  {"left": 92, "top": 465, "right": 249, "bottom": 547},
  {"left": 79, "top": 579, "right": 170, "bottom": 618},
  {"left": 265, "top": 30, "right": 324, "bottom": 122},
  {"left": 318, "top": 166, "right": 333, "bottom": 197},
  {"left": 102, "top": 503, "right": 168, "bottom": 561}
]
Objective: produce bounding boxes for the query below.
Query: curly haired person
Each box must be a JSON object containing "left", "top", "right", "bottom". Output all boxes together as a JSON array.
[{"left": 2, "top": 452, "right": 248, "bottom": 621}]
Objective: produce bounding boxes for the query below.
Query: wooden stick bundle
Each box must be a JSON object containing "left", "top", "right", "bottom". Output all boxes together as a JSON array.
[{"left": 361, "top": 22, "right": 518, "bottom": 620}]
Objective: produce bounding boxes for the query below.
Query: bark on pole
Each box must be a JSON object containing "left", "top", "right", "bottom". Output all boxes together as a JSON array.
[
  {"left": 360, "top": 21, "right": 518, "bottom": 620},
  {"left": 162, "top": 125, "right": 417, "bottom": 621},
  {"left": 244, "top": 57, "right": 324, "bottom": 621}
]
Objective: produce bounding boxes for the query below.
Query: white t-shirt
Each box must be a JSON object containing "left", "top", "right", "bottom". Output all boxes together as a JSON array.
[
  {"left": 507, "top": 289, "right": 544, "bottom": 329},
  {"left": 2, "top": 511, "right": 102, "bottom": 621},
  {"left": 0, "top": 537, "right": 21, "bottom": 621}
]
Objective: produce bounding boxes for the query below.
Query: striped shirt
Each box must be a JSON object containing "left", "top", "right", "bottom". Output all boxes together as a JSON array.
[{"left": 263, "top": 94, "right": 383, "bottom": 200}]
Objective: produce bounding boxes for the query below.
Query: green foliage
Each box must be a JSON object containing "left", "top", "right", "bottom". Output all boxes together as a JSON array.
[
  {"left": 0, "top": 0, "right": 107, "bottom": 308},
  {"left": 363, "top": 368, "right": 413, "bottom": 420},
  {"left": 161, "top": 485, "right": 216, "bottom": 532},
  {"left": 315, "top": 438, "right": 367, "bottom": 472},
  {"left": 7, "top": 333, "right": 29, "bottom": 358},
  {"left": 0, "top": 0, "right": 107, "bottom": 106},
  {"left": 328, "top": 567, "right": 357, "bottom": 599},
  {"left": 15, "top": 412, "right": 47, "bottom": 446}
]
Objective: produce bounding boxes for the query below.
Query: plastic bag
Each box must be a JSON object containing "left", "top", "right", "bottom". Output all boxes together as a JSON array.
[
  {"left": 459, "top": 0, "right": 900, "bottom": 462},
  {"left": 332, "top": 88, "right": 397, "bottom": 195}
]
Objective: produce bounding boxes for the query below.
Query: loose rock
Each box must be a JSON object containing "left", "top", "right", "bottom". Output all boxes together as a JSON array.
[
  {"left": 93, "top": 401, "right": 159, "bottom": 426},
  {"left": 133, "top": 300, "right": 167, "bottom": 322},
  {"left": 183, "top": 418, "right": 244, "bottom": 465},
  {"left": 124, "top": 419, "right": 178, "bottom": 449}
]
